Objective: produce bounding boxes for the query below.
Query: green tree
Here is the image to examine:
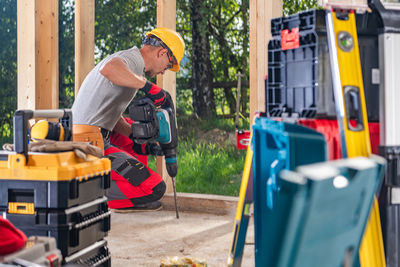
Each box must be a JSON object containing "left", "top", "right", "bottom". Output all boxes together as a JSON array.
[
  {"left": 207, "top": 0, "right": 249, "bottom": 116},
  {"left": 0, "top": 0, "right": 17, "bottom": 144},
  {"left": 283, "top": 0, "right": 319, "bottom": 15},
  {"left": 177, "top": 0, "right": 249, "bottom": 118},
  {"left": 59, "top": 0, "right": 75, "bottom": 109},
  {"left": 94, "top": 0, "right": 156, "bottom": 62},
  {"left": 189, "top": 0, "right": 216, "bottom": 118}
]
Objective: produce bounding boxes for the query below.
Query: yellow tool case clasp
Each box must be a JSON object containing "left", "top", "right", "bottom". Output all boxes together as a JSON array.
[{"left": 8, "top": 202, "right": 35, "bottom": 215}]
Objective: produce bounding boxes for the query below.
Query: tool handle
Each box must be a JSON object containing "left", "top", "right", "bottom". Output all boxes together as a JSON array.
[{"left": 344, "top": 86, "right": 364, "bottom": 132}]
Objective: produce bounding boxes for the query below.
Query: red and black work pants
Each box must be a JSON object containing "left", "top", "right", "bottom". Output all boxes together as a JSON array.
[{"left": 103, "top": 121, "right": 166, "bottom": 209}]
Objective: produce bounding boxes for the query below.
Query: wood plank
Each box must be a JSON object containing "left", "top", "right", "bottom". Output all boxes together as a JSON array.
[
  {"left": 156, "top": 0, "right": 177, "bottom": 193},
  {"left": 74, "top": 0, "right": 95, "bottom": 95},
  {"left": 249, "top": 0, "right": 282, "bottom": 122},
  {"left": 17, "top": 0, "right": 58, "bottom": 110},
  {"left": 38, "top": 0, "right": 58, "bottom": 109},
  {"left": 17, "top": 0, "right": 37, "bottom": 110}
]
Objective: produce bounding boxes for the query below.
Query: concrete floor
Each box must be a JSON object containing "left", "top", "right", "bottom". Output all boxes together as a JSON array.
[{"left": 106, "top": 205, "right": 255, "bottom": 266}]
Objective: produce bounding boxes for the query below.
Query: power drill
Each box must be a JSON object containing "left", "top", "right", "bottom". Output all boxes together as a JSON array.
[{"left": 129, "top": 98, "right": 179, "bottom": 217}]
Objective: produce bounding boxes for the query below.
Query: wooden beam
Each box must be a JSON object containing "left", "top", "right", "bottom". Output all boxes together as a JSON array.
[
  {"left": 17, "top": 0, "right": 59, "bottom": 110},
  {"left": 74, "top": 0, "right": 95, "bottom": 95},
  {"left": 156, "top": 0, "right": 177, "bottom": 193},
  {"left": 249, "top": 0, "right": 282, "bottom": 122}
]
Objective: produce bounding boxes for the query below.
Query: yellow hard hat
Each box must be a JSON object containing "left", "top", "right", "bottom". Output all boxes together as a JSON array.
[{"left": 146, "top": 27, "right": 185, "bottom": 72}]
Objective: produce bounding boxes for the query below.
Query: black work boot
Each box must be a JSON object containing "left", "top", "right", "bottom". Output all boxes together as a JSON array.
[{"left": 113, "top": 201, "right": 162, "bottom": 213}]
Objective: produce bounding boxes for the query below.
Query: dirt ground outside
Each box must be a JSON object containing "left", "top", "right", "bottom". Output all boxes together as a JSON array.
[{"left": 106, "top": 209, "right": 255, "bottom": 267}]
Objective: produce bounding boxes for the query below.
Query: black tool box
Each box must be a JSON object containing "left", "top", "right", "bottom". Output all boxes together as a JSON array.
[
  {"left": 378, "top": 146, "right": 400, "bottom": 267},
  {"left": 0, "top": 167, "right": 110, "bottom": 210},
  {"left": 2, "top": 196, "right": 111, "bottom": 258},
  {"left": 266, "top": 9, "right": 381, "bottom": 121},
  {"left": 64, "top": 239, "right": 111, "bottom": 267}
]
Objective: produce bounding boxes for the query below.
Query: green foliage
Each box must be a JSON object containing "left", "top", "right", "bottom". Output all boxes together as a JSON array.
[
  {"left": 283, "top": 0, "right": 320, "bottom": 15},
  {"left": 176, "top": 89, "right": 193, "bottom": 115},
  {"left": 177, "top": 0, "right": 249, "bottom": 117},
  {"left": 175, "top": 141, "right": 244, "bottom": 196},
  {"left": 0, "top": 0, "right": 17, "bottom": 144},
  {"left": 94, "top": 0, "right": 156, "bottom": 62},
  {"left": 207, "top": 0, "right": 249, "bottom": 81},
  {"left": 59, "top": 0, "right": 75, "bottom": 108},
  {"left": 148, "top": 140, "right": 245, "bottom": 196}
]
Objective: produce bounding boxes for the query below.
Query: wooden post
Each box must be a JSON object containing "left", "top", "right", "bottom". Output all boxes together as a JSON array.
[
  {"left": 156, "top": 0, "right": 177, "bottom": 193},
  {"left": 17, "top": 0, "right": 59, "bottom": 110},
  {"left": 74, "top": 0, "right": 95, "bottom": 95},
  {"left": 249, "top": 0, "right": 282, "bottom": 122}
]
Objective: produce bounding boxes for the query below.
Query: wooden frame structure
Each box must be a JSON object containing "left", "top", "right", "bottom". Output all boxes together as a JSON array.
[
  {"left": 250, "top": 0, "right": 282, "bottom": 121},
  {"left": 17, "top": 0, "right": 282, "bottom": 118},
  {"left": 17, "top": 0, "right": 59, "bottom": 110},
  {"left": 17, "top": 0, "right": 282, "bottom": 191}
]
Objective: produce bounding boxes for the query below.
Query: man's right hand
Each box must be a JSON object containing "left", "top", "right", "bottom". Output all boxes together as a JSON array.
[
  {"left": 139, "top": 81, "right": 168, "bottom": 107},
  {"left": 131, "top": 139, "right": 164, "bottom": 156}
]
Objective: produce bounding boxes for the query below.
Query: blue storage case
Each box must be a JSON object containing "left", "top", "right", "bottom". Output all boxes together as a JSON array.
[
  {"left": 252, "top": 117, "right": 327, "bottom": 265},
  {"left": 258, "top": 156, "right": 385, "bottom": 267}
]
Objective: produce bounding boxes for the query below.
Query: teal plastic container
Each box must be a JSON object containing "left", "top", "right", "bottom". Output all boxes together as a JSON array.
[
  {"left": 262, "top": 156, "right": 385, "bottom": 267},
  {"left": 252, "top": 117, "right": 327, "bottom": 266}
]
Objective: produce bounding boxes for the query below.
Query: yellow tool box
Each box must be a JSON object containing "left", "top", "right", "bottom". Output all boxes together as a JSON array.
[{"left": 0, "top": 109, "right": 111, "bottom": 211}]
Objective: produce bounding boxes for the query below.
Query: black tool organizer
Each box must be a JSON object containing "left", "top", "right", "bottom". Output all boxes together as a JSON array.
[
  {"left": 379, "top": 146, "right": 400, "bottom": 267},
  {"left": 64, "top": 239, "right": 111, "bottom": 267},
  {"left": 4, "top": 196, "right": 111, "bottom": 257},
  {"left": 0, "top": 109, "right": 112, "bottom": 265},
  {"left": 0, "top": 172, "right": 110, "bottom": 210},
  {"left": 266, "top": 9, "right": 381, "bottom": 121}
]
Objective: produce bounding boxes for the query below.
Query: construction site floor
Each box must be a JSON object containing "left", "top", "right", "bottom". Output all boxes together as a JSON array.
[{"left": 106, "top": 199, "right": 255, "bottom": 267}]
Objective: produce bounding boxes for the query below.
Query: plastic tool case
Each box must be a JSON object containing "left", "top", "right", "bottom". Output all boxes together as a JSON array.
[
  {"left": 0, "top": 109, "right": 112, "bottom": 259},
  {"left": 0, "top": 109, "right": 111, "bottom": 211},
  {"left": 3, "top": 196, "right": 111, "bottom": 257},
  {"left": 255, "top": 156, "right": 386, "bottom": 267},
  {"left": 64, "top": 239, "right": 111, "bottom": 267},
  {"left": 266, "top": 9, "right": 381, "bottom": 121},
  {"left": 252, "top": 117, "right": 327, "bottom": 266},
  {"left": 298, "top": 119, "right": 381, "bottom": 159},
  {"left": 379, "top": 146, "right": 400, "bottom": 267}
]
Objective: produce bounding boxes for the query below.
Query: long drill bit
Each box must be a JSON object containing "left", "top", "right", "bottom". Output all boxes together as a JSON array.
[{"left": 171, "top": 176, "right": 179, "bottom": 219}]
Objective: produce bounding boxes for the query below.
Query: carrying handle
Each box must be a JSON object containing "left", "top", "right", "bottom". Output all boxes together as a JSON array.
[
  {"left": 281, "top": 27, "right": 300, "bottom": 51},
  {"left": 73, "top": 210, "right": 112, "bottom": 230},
  {"left": 343, "top": 86, "right": 364, "bottom": 132},
  {"left": 13, "top": 109, "right": 72, "bottom": 161}
]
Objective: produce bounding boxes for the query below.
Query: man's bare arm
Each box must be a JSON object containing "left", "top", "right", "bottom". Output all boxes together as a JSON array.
[
  {"left": 100, "top": 57, "right": 146, "bottom": 89},
  {"left": 113, "top": 116, "right": 132, "bottom": 137}
]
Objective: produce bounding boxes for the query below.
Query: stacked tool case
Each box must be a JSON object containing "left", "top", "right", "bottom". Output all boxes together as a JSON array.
[
  {"left": 0, "top": 109, "right": 112, "bottom": 266},
  {"left": 266, "top": 9, "right": 382, "bottom": 160},
  {"left": 379, "top": 146, "right": 400, "bottom": 267},
  {"left": 266, "top": 9, "right": 380, "bottom": 121},
  {"left": 372, "top": 0, "right": 400, "bottom": 265},
  {"left": 298, "top": 119, "right": 381, "bottom": 160}
]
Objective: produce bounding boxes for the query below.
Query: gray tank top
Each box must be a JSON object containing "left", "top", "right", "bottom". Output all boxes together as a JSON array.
[{"left": 72, "top": 47, "right": 145, "bottom": 130}]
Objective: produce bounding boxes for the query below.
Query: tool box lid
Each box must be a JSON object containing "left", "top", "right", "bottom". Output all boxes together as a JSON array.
[{"left": 0, "top": 151, "right": 110, "bottom": 181}]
